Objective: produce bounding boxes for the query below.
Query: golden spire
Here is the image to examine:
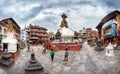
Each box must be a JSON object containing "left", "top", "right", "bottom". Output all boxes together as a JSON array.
[
  {"left": 60, "top": 13, "right": 68, "bottom": 28},
  {"left": 7, "top": 22, "right": 14, "bottom": 32}
]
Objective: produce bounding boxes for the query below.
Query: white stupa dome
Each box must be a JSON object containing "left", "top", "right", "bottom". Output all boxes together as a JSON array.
[{"left": 60, "top": 27, "right": 74, "bottom": 37}]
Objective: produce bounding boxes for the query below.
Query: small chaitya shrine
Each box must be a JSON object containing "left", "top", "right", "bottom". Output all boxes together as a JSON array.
[{"left": 1, "top": 23, "right": 19, "bottom": 59}]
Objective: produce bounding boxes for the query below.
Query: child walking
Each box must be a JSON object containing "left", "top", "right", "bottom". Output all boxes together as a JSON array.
[
  {"left": 64, "top": 48, "right": 69, "bottom": 61},
  {"left": 50, "top": 49, "right": 55, "bottom": 62}
]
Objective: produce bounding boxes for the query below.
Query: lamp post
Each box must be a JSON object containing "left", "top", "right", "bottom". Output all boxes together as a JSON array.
[{"left": 26, "top": 28, "right": 30, "bottom": 52}]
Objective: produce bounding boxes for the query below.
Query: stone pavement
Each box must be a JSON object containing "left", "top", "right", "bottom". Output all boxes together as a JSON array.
[{"left": 0, "top": 42, "right": 120, "bottom": 74}]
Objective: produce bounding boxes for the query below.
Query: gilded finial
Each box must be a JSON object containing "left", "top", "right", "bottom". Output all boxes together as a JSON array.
[{"left": 60, "top": 13, "right": 68, "bottom": 28}]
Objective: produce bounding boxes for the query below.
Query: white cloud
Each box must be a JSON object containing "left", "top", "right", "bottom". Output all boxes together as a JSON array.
[
  {"left": 67, "top": 4, "right": 107, "bottom": 31},
  {"left": 0, "top": 0, "right": 119, "bottom": 32},
  {"left": 24, "top": 3, "right": 108, "bottom": 32},
  {"left": 19, "top": 3, "right": 40, "bottom": 12}
]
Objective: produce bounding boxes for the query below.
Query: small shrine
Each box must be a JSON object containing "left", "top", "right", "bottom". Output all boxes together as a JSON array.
[
  {"left": 1, "top": 23, "right": 19, "bottom": 59},
  {"left": 105, "top": 43, "right": 115, "bottom": 57},
  {"left": 24, "top": 49, "right": 48, "bottom": 74}
]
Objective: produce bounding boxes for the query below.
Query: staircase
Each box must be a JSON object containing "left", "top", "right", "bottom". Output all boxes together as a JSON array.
[
  {"left": 43, "top": 42, "right": 82, "bottom": 51},
  {"left": 55, "top": 42, "right": 82, "bottom": 51}
]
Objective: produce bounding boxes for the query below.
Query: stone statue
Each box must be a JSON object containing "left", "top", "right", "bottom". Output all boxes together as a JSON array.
[{"left": 60, "top": 13, "right": 68, "bottom": 28}]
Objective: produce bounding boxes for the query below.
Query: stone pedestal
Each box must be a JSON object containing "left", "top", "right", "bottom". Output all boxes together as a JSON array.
[
  {"left": 0, "top": 50, "right": 14, "bottom": 67},
  {"left": 24, "top": 53, "right": 49, "bottom": 74},
  {"left": 94, "top": 47, "right": 104, "bottom": 52},
  {"left": 94, "top": 40, "right": 104, "bottom": 52}
]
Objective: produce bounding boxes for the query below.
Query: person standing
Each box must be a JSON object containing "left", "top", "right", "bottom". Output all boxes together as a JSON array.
[
  {"left": 42, "top": 48, "right": 46, "bottom": 54},
  {"left": 50, "top": 49, "right": 55, "bottom": 62},
  {"left": 64, "top": 48, "right": 69, "bottom": 61}
]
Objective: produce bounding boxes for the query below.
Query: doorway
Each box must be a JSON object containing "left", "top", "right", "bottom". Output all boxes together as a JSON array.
[{"left": 3, "top": 43, "right": 8, "bottom": 51}]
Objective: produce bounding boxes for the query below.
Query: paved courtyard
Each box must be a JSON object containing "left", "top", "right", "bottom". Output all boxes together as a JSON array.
[{"left": 0, "top": 42, "right": 120, "bottom": 74}]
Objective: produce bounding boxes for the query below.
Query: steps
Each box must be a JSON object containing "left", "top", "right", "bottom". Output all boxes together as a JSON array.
[
  {"left": 55, "top": 43, "right": 82, "bottom": 51},
  {"left": 43, "top": 42, "right": 82, "bottom": 51}
]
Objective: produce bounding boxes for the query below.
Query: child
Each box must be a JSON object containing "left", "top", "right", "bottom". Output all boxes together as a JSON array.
[
  {"left": 64, "top": 48, "right": 69, "bottom": 61},
  {"left": 50, "top": 49, "right": 55, "bottom": 62}
]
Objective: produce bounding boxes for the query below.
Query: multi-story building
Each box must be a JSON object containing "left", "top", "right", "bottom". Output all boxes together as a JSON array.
[
  {"left": 78, "top": 28, "right": 98, "bottom": 42},
  {"left": 27, "top": 24, "right": 48, "bottom": 44},
  {"left": 0, "top": 22, "right": 7, "bottom": 44},
  {"left": 96, "top": 10, "right": 120, "bottom": 46},
  {"left": 1, "top": 18, "right": 21, "bottom": 42}
]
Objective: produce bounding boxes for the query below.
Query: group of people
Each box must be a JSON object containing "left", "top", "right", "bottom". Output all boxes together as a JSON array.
[
  {"left": 42, "top": 47, "right": 69, "bottom": 62},
  {"left": 50, "top": 48, "right": 69, "bottom": 62}
]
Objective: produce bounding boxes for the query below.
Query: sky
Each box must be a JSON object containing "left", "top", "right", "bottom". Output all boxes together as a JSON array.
[{"left": 0, "top": 0, "right": 120, "bottom": 32}]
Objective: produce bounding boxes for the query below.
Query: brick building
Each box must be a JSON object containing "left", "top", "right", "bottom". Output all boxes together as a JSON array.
[
  {"left": 27, "top": 24, "right": 48, "bottom": 44},
  {"left": 96, "top": 10, "right": 120, "bottom": 46}
]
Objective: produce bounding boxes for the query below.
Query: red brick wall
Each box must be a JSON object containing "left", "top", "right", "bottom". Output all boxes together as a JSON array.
[{"left": 44, "top": 42, "right": 82, "bottom": 51}]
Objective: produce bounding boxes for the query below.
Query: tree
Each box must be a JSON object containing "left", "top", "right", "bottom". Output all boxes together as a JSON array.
[
  {"left": 55, "top": 30, "right": 61, "bottom": 39},
  {"left": 74, "top": 31, "right": 79, "bottom": 39}
]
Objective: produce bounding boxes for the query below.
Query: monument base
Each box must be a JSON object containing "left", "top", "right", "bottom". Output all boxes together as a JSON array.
[
  {"left": 0, "top": 50, "right": 14, "bottom": 67},
  {"left": 24, "top": 60, "right": 43, "bottom": 71},
  {"left": 24, "top": 69, "right": 49, "bottom": 74},
  {"left": 0, "top": 57, "right": 14, "bottom": 67},
  {"left": 0, "top": 50, "right": 20, "bottom": 60}
]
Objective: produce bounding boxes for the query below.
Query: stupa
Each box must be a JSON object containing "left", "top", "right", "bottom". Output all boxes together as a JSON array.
[
  {"left": 24, "top": 49, "right": 48, "bottom": 74},
  {"left": 59, "top": 13, "right": 74, "bottom": 43},
  {"left": 43, "top": 13, "right": 82, "bottom": 51}
]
